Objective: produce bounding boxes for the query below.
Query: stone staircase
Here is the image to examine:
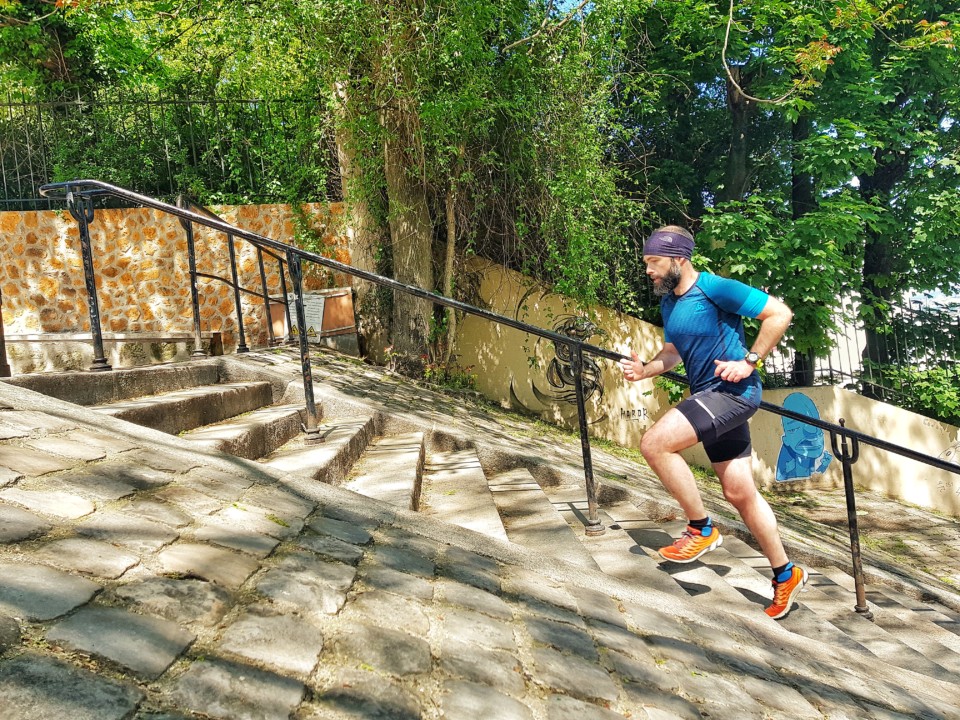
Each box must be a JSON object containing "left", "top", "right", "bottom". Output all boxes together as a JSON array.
[{"left": 2, "top": 348, "right": 960, "bottom": 718}]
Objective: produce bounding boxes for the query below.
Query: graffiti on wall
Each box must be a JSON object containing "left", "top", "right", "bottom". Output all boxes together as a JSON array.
[
  {"left": 507, "top": 309, "right": 607, "bottom": 423},
  {"left": 776, "top": 392, "right": 833, "bottom": 482}
]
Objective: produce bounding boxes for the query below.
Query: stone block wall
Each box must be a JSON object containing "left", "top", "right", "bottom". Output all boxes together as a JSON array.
[{"left": 0, "top": 202, "right": 350, "bottom": 364}]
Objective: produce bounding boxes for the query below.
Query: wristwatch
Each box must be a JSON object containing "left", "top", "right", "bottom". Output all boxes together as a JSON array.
[{"left": 745, "top": 351, "right": 763, "bottom": 369}]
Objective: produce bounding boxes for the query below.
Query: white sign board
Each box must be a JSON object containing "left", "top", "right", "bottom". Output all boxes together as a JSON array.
[{"left": 287, "top": 293, "right": 325, "bottom": 339}]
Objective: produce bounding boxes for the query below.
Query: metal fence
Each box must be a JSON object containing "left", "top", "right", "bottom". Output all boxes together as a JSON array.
[
  {"left": 0, "top": 89, "right": 337, "bottom": 209},
  {"left": 762, "top": 292, "right": 960, "bottom": 422}
]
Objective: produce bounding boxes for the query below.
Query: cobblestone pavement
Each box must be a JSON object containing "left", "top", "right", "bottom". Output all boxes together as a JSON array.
[{"left": 0, "top": 353, "right": 957, "bottom": 719}]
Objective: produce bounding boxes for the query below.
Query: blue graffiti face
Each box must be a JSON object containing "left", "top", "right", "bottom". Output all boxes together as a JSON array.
[
  {"left": 782, "top": 415, "right": 825, "bottom": 458},
  {"left": 776, "top": 392, "right": 832, "bottom": 481}
]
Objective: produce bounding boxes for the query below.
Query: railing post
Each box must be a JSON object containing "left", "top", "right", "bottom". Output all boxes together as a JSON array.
[
  {"left": 67, "top": 192, "right": 111, "bottom": 372},
  {"left": 0, "top": 286, "right": 11, "bottom": 377},
  {"left": 226, "top": 233, "right": 248, "bottom": 353},
  {"left": 178, "top": 217, "right": 208, "bottom": 358},
  {"left": 278, "top": 259, "right": 294, "bottom": 345},
  {"left": 256, "top": 248, "right": 276, "bottom": 347},
  {"left": 829, "top": 419, "right": 873, "bottom": 619},
  {"left": 571, "top": 343, "right": 604, "bottom": 536},
  {"left": 288, "top": 252, "right": 323, "bottom": 444}
]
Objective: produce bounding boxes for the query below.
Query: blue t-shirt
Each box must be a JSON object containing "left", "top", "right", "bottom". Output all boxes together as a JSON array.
[{"left": 661, "top": 272, "right": 768, "bottom": 402}]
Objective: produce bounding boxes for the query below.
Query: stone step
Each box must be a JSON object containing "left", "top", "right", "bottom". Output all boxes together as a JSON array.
[
  {"left": 182, "top": 404, "right": 305, "bottom": 460},
  {"left": 717, "top": 532, "right": 958, "bottom": 684},
  {"left": 579, "top": 508, "right": 690, "bottom": 599},
  {"left": 420, "top": 449, "right": 508, "bottom": 542},
  {"left": 343, "top": 432, "right": 425, "bottom": 511},
  {"left": 94, "top": 382, "right": 273, "bottom": 436},
  {"left": 705, "top": 532, "right": 874, "bottom": 654},
  {"left": 259, "top": 415, "right": 376, "bottom": 484},
  {"left": 812, "top": 564, "right": 960, "bottom": 677},
  {"left": 487, "top": 469, "right": 598, "bottom": 570}
]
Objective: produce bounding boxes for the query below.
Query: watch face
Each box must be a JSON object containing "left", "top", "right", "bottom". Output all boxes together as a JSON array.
[{"left": 746, "top": 352, "right": 760, "bottom": 363}]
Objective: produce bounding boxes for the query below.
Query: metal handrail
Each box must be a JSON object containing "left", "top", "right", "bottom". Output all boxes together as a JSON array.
[{"left": 38, "top": 179, "right": 960, "bottom": 616}]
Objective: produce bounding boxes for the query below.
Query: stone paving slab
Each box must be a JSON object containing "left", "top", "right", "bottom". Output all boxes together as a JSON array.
[
  {"left": 0, "top": 502, "right": 52, "bottom": 542},
  {"left": 0, "top": 613, "right": 20, "bottom": 651},
  {"left": 32, "top": 537, "right": 140, "bottom": 578},
  {"left": 157, "top": 542, "right": 260, "bottom": 589},
  {"left": 214, "top": 502, "right": 303, "bottom": 539},
  {"left": 0, "top": 486, "right": 95, "bottom": 519},
  {"left": 332, "top": 621, "right": 432, "bottom": 676},
  {"left": 43, "top": 472, "right": 137, "bottom": 502},
  {"left": 0, "top": 466, "right": 22, "bottom": 487},
  {"left": 295, "top": 530, "right": 366, "bottom": 565},
  {"left": 217, "top": 605, "right": 324, "bottom": 675},
  {"left": 89, "top": 460, "right": 176, "bottom": 489},
  {"left": 65, "top": 429, "right": 140, "bottom": 454},
  {"left": 113, "top": 577, "right": 232, "bottom": 628},
  {"left": 47, "top": 606, "right": 195, "bottom": 680},
  {"left": 311, "top": 668, "right": 421, "bottom": 720},
  {"left": 0, "top": 653, "right": 143, "bottom": 720},
  {"left": 122, "top": 497, "right": 193, "bottom": 528},
  {"left": 76, "top": 511, "right": 180, "bottom": 554},
  {"left": 441, "top": 679, "right": 534, "bottom": 720},
  {"left": 0, "top": 562, "right": 100, "bottom": 620},
  {"left": 0, "top": 445, "right": 77, "bottom": 476},
  {"left": 0, "top": 410, "right": 77, "bottom": 435},
  {"left": 166, "top": 657, "right": 305, "bottom": 720},
  {"left": 438, "top": 636, "right": 526, "bottom": 694},
  {"left": 307, "top": 513, "right": 374, "bottom": 545},
  {"left": 25, "top": 436, "right": 107, "bottom": 461},
  {"left": 194, "top": 518, "right": 280, "bottom": 558}
]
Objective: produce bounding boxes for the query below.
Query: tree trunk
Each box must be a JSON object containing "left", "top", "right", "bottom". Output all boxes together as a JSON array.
[
  {"left": 382, "top": 97, "right": 434, "bottom": 374},
  {"left": 333, "top": 82, "right": 391, "bottom": 362},
  {"left": 790, "top": 113, "right": 818, "bottom": 386},
  {"left": 719, "top": 66, "right": 755, "bottom": 203},
  {"left": 443, "top": 187, "right": 458, "bottom": 366}
]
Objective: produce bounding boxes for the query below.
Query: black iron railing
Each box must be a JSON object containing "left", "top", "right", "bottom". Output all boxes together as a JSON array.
[{"left": 21, "top": 179, "right": 960, "bottom": 616}]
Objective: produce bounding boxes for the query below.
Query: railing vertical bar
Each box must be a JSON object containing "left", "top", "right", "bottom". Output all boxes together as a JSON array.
[
  {"left": 178, "top": 214, "right": 207, "bottom": 357},
  {"left": 287, "top": 252, "right": 322, "bottom": 444},
  {"left": 830, "top": 419, "right": 872, "bottom": 618},
  {"left": 257, "top": 247, "right": 276, "bottom": 347},
  {"left": 0, "top": 285, "right": 11, "bottom": 377},
  {"left": 227, "top": 233, "right": 249, "bottom": 353},
  {"left": 571, "top": 343, "right": 604, "bottom": 536},
  {"left": 67, "top": 192, "right": 111, "bottom": 371},
  {"left": 278, "top": 259, "right": 294, "bottom": 344}
]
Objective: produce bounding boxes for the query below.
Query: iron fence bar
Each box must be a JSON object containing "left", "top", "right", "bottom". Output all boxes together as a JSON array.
[
  {"left": 175, "top": 215, "right": 208, "bottom": 358},
  {"left": 571, "top": 343, "right": 603, "bottom": 535},
  {"left": 830, "top": 420, "right": 873, "bottom": 618},
  {"left": 257, "top": 248, "right": 276, "bottom": 347},
  {"left": 0, "top": 286, "right": 10, "bottom": 377},
  {"left": 287, "top": 252, "right": 322, "bottom": 444},
  {"left": 65, "top": 192, "right": 111, "bottom": 371},
  {"left": 277, "top": 259, "right": 293, "bottom": 344},
  {"left": 227, "top": 233, "right": 249, "bottom": 353}
]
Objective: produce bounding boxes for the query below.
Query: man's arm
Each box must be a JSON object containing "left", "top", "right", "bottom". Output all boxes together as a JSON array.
[
  {"left": 620, "top": 342, "right": 682, "bottom": 382},
  {"left": 714, "top": 295, "right": 793, "bottom": 382}
]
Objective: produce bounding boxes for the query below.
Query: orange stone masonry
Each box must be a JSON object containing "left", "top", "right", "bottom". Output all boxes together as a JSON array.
[{"left": 0, "top": 203, "right": 349, "bottom": 353}]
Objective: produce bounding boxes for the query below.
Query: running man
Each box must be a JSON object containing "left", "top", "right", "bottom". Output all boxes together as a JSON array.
[{"left": 619, "top": 225, "right": 806, "bottom": 619}]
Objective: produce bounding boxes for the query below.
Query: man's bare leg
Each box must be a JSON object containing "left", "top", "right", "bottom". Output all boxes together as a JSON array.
[
  {"left": 712, "top": 455, "right": 788, "bottom": 568},
  {"left": 639, "top": 409, "right": 705, "bottom": 520}
]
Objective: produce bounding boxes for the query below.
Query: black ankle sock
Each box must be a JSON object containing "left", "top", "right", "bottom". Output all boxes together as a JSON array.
[
  {"left": 689, "top": 517, "right": 710, "bottom": 530},
  {"left": 772, "top": 562, "right": 794, "bottom": 582}
]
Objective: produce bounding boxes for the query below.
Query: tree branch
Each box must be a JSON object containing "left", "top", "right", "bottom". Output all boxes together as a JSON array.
[{"left": 502, "top": 0, "right": 590, "bottom": 53}]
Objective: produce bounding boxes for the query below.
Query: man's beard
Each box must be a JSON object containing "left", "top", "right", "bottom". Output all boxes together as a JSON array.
[{"left": 653, "top": 260, "right": 682, "bottom": 297}]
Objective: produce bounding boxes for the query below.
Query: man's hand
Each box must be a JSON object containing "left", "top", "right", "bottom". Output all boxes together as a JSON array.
[
  {"left": 713, "top": 358, "right": 756, "bottom": 383},
  {"left": 620, "top": 351, "right": 645, "bottom": 382}
]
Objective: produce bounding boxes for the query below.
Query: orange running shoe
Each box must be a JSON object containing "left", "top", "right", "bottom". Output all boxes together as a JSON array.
[
  {"left": 765, "top": 565, "right": 807, "bottom": 619},
  {"left": 658, "top": 525, "right": 723, "bottom": 563}
]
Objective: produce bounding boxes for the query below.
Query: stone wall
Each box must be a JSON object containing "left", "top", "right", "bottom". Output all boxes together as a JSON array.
[{"left": 1, "top": 202, "right": 349, "bottom": 369}]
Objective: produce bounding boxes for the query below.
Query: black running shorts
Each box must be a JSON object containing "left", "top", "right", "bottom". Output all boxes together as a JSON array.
[{"left": 675, "top": 388, "right": 759, "bottom": 463}]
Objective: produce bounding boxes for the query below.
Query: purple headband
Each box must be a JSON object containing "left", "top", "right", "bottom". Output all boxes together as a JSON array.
[{"left": 642, "top": 230, "right": 694, "bottom": 260}]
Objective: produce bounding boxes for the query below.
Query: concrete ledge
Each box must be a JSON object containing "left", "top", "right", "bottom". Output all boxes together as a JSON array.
[{"left": 3, "top": 332, "right": 223, "bottom": 375}]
